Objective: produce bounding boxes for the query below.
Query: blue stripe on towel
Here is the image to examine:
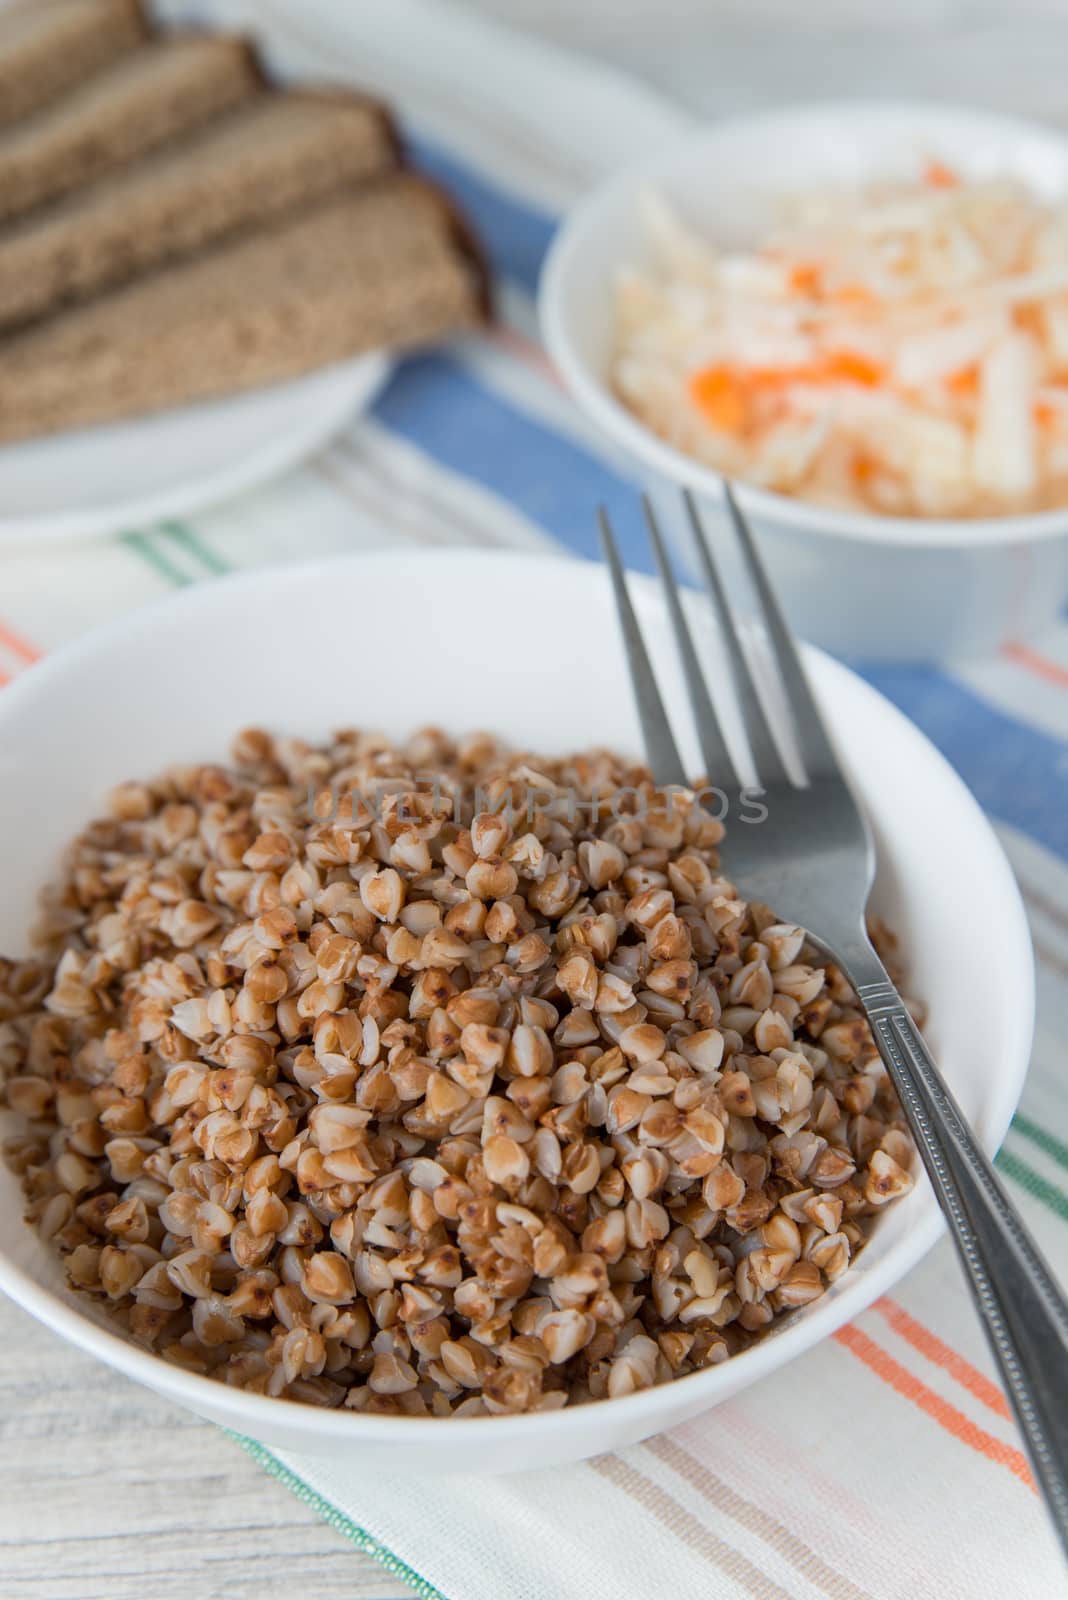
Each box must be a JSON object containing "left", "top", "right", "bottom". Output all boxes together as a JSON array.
[
  {"left": 864, "top": 666, "right": 1068, "bottom": 862},
  {"left": 373, "top": 352, "right": 649, "bottom": 567},
  {"left": 407, "top": 135, "right": 556, "bottom": 296}
]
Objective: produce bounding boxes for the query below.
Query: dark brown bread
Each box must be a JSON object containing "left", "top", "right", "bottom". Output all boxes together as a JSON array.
[
  {"left": 0, "top": 176, "right": 487, "bottom": 443},
  {"left": 0, "top": 32, "right": 261, "bottom": 224},
  {"left": 0, "top": 0, "right": 147, "bottom": 129},
  {"left": 0, "top": 92, "right": 400, "bottom": 331}
]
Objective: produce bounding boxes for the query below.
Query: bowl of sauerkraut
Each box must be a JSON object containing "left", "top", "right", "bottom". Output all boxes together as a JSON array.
[{"left": 540, "top": 101, "right": 1068, "bottom": 660}]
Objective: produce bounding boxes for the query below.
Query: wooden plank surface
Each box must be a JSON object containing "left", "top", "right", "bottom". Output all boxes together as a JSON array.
[{"left": 0, "top": 1292, "right": 412, "bottom": 1599}]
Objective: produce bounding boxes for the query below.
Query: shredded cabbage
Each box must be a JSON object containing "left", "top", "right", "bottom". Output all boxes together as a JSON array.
[{"left": 611, "top": 165, "right": 1068, "bottom": 517}]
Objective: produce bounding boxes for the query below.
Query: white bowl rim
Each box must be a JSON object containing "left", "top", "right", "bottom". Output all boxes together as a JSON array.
[
  {"left": 540, "top": 97, "right": 1068, "bottom": 551},
  {"left": 0, "top": 549, "right": 1036, "bottom": 1446}
]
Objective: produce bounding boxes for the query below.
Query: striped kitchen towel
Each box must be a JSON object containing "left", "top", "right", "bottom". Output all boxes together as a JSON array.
[{"left": 4, "top": 1, "right": 1068, "bottom": 1594}]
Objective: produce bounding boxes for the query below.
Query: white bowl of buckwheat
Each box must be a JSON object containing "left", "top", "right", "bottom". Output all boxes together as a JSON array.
[{"left": 0, "top": 550, "right": 1032, "bottom": 1473}]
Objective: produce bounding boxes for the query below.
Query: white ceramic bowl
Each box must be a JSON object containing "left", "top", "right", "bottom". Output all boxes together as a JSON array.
[
  {"left": 541, "top": 101, "right": 1068, "bottom": 661},
  {"left": 0, "top": 550, "right": 1033, "bottom": 1473}
]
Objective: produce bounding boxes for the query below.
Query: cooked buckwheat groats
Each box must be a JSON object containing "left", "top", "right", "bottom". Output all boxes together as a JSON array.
[{"left": 0, "top": 729, "right": 915, "bottom": 1415}]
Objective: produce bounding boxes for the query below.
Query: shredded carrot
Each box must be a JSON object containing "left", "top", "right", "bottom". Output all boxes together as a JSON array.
[
  {"left": 1034, "top": 399, "right": 1061, "bottom": 427},
  {"left": 787, "top": 262, "right": 822, "bottom": 296},
  {"left": 824, "top": 350, "right": 884, "bottom": 385},
  {"left": 745, "top": 366, "right": 807, "bottom": 391},
  {"left": 852, "top": 454, "right": 877, "bottom": 484},
  {"left": 833, "top": 282, "right": 876, "bottom": 306},
  {"left": 691, "top": 352, "right": 884, "bottom": 420},
  {"left": 689, "top": 365, "right": 747, "bottom": 433},
  {"left": 787, "top": 263, "right": 876, "bottom": 304},
  {"left": 749, "top": 354, "right": 883, "bottom": 388},
  {"left": 946, "top": 367, "right": 978, "bottom": 397},
  {"left": 924, "top": 159, "right": 959, "bottom": 189}
]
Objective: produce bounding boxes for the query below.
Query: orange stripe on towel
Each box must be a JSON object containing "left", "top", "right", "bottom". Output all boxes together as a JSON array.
[
  {"left": 874, "top": 1298, "right": 1011, "bottom": 1420},
  {"left": 0, "top": 620, "right": 40, "bottom": 664},
  {"left": 1003, "top": 640, "right": 1068, "bottom": 689},
  {"left": 489, "top": 324, "right": 561, "bottom": 383},
  {"left": 834, "top": 1324, "right": 1033, "bottom": 1489}
]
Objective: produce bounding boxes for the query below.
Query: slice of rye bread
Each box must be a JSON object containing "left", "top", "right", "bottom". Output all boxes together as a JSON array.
[
  {"left": 0, "top": 176, "right": 488, "bottom": 443},
  {"left": 0, "top": 32, "right": 261, "bottom": 225},
  {"left": 0, "top": 0, "right": 147, "bottom": 129},
  {"left": 0, "top": 92, "right": 400, "bottom": 332}
]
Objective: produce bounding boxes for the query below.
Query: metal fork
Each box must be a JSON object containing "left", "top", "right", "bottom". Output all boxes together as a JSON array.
[{"left": 601, "top": 485, "right": 1068, "bottom": 1560}]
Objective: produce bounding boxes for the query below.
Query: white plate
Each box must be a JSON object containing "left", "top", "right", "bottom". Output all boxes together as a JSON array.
[
  {"left": 0, "top": 549, "right": 1034, "bottom": 1474},
  {"left": 0, "top": 354, "right": 390, "bottom": 547}
]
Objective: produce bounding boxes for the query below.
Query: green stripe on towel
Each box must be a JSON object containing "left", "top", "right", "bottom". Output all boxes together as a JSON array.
[
  {"left": 161, "top": 521, "right": 231, "bottom": 576},
  {"left": 231, "top": 1433, "right": 450, "bottom": 1600},
  {"left": 121, "top": 529, "right": 192, "bottom": 588},
  {"left": 1011, "top": 1113, "right": 1068, "bottom": 1177},
  {"left": 997, "top": 1148, "right": 1068, "bottom": 1227}
]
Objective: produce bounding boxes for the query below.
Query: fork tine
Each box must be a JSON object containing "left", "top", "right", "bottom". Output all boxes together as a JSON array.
[
  {"left": 641, "top": 496, "right": 740, "bottom": 791},
  {"left": 722, "top": 482, "right": 838, "bottom": 779},
  {"left": 683, "top": 489, "right": 790, "bottom": 789},
  {"left": 598, "top": 507, "right": 688, "bottom": 789}
]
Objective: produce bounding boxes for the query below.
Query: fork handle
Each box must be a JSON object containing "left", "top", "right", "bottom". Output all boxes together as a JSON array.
[{"left": 848, "top": 963, "right": 1068, "bottom": 1557}]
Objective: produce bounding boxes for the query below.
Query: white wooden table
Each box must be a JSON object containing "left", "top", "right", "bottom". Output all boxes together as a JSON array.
[
  {"left": 5, "top": 3, "right": 1068, "bottom": 1594},
  {"left": 0, "top": 1294, "right": 403, "bottom": 1599}
]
